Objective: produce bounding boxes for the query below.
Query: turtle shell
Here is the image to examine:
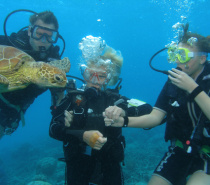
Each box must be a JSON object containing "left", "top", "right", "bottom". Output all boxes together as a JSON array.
[{"left": 0, "top": 45, "right": 34, "bottom": 72}]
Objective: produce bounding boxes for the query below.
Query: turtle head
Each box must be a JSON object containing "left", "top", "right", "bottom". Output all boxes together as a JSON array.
[{"left": 37, "top": 63, "right": 67, "bottom": 88}]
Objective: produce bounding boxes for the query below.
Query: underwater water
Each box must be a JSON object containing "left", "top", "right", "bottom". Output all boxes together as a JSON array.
[{"left": 0, "top": 0, "right": 210, "bottom": 184}]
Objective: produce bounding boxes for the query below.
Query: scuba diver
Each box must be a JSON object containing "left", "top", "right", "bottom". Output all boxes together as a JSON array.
[
  {"left": 49, "top": 35, "right": 152, "bottom": 185},
  {"left": 0, "top": 10, "right": 67, "bottom": 138},
  {"left": 104, "top": 23, "right": 210, "bottom": 185}
]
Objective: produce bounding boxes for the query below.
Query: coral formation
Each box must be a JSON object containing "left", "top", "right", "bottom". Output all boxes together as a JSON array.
[
  {"left": 36, "top": 157, "right": 57, "bottom": 176},
  {"left": 27, "top": 181, "right": 52, "bottom": 185}
]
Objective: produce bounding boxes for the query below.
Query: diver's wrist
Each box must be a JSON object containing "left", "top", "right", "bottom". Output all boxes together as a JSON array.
[
  {"left": 189, "top": 85, "right": 203, "bottom": 100},
  {"left": 188, "top": 84, "right": 199, "bottom": 94},
  {"left": 123, "top": 116, "right": 129, "bottom": 127}
]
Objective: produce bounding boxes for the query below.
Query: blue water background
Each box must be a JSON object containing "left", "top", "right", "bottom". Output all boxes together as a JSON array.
[{"left": 0, "top": 0, "right": 210, "bottom": 184}]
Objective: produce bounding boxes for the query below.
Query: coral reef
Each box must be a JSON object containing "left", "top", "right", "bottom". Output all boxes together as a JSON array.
[
  {"left": 0, "top": 127, "right": 168, "bottom": 185},
  {"left": 27, "top": 181, "right": 52, "bottom": 185},
  {"left": 36, "top": 157, "right": 57, "bottom": 176}
]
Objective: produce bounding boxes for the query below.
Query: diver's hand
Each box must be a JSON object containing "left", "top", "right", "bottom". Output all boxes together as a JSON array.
[
  {"left": 103, "top": 106, "right": 125, "bottom": 127},
  {"left": 83, "top": 131, "right": 107, "bottom": 150},
  {"left": 64, "top": 110, "right": 73, "bottom": 127},
  {"left": 103, "top": 105, "right": 125, "bottom": 120},
  {"left": 168, "top": 68, "right": 198, "bottom": 93},
  {"left": 104, "top": 116, "right": 124, "bottom": 127}
]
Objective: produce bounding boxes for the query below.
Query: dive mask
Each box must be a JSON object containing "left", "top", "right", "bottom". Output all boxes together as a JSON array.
[
  {"left": 80, "top": 64, "right": 111, "bottom": 85},
  {"left": 30, "top": 25, "right": 59, "bottom": 43},
  {"left": 167, "top": 46, "right": 207, "bottom": 64}
]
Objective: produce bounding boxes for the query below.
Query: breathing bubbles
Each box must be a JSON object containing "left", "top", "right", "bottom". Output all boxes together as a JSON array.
[
  {"left": 187, "top": 37, "right": 198, "bottom": 46},
  {"left": 180, "top": 15, "right": 186, "bottom": 21},
  {"left": 79, "top": 35, "right": 106, "bottom": 62},
  {"left": 172, "top": 22, "right": 183, "bottom": 29},
  {"left": 172, "top": 21, "right": 185, "bottom": 40}
]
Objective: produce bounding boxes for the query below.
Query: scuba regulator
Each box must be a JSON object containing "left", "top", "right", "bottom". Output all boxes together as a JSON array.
[{"left": 149, "top": 47, "right": 170, "bottom": 75}]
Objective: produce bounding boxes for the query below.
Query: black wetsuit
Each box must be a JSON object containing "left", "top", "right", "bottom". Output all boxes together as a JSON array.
[
  {"left": 0, "top": 30, "right": 61, "bottom": 134},
  {"left": 50, "top": 88, "right": 152, "bottom": 185},
  {"left": 153, "top": 63, "right": 210, "bottom": 185}
]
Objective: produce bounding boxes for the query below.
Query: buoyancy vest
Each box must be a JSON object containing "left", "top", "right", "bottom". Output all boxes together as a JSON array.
[
  {"left": 165, "top": 63, "right": 210, "bottom": 148},
  {"left": 61, "top": 89, "right": 124, "bottom": 136},
  {"left": 51, "top": 88, "right": 126, "bottom": 160}
]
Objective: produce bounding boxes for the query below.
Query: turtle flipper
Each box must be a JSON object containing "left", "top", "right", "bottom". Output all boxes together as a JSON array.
[
  {"left": 49, "top": 57, "right": 71, "bottom": 73},
  {"left": 0, "top": 74, "right": 9, "bottom": 92}
]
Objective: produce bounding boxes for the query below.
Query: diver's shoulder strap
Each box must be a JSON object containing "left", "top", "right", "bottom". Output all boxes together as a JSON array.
[
  {"left": 105, "top": 88, "right": 120, "bottom": 96},
  {"left": 105, "top": 88, "right": 123, "bottom": 105},
  {"left": 10, "top": 30, "right": 30, "bottom": 49},
  {"left": 105, "top": 88, "right": 122, "bottom": 101},
  {"left": 67, "top": 89, "right": 85, "bottom": 95}
]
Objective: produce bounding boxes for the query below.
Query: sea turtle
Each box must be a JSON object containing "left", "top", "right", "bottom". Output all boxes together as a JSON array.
[{"left": 0, "top": 45, "right": 71, "bottom": 93}]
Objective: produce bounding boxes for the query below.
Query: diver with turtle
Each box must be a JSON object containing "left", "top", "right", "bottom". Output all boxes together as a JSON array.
[{"left": 0, "top": 10, "right": 69, "bottom": 138}]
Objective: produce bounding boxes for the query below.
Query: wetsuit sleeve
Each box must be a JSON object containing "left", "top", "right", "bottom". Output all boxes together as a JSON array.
[
  {"left": 116, "top": 95, "right": 152, "bottom": 116},
  {"left": 49, "top": 97, "right": 85, "bottom": 142},
  {"left": 49, "top": 115, "right": 85, "bottom": 142},
  {"left": 127, "top": 103, "right": 152, "bottom": 117}
]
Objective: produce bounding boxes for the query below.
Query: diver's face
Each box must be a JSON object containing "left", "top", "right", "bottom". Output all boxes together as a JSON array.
[
  {"left": 85, "top": 65, "right": 108, "bottom": 90},
  {"left": 28, "top": 19, "right": 56, "bottom": 51},
  {"left": 176, "top": 43, "right": 206, "bottom": 79}
]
